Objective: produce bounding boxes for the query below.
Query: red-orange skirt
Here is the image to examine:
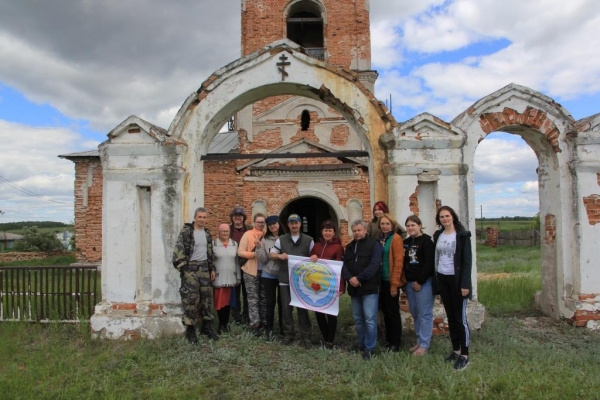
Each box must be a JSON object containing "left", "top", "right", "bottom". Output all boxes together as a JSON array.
[{"left": 213, "top": 287, "right": 236, "bottom": 310}]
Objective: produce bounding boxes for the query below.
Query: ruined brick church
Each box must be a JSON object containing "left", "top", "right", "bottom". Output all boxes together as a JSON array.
[{"left": 60, "top": 0, "right": 600, "bottom": 338}]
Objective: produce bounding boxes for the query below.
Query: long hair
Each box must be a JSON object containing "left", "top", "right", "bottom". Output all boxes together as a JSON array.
[
  {"left": 265, "top": 219, "right": 286, "bottom": 238},
  {"left": 435, "top": 206, "right": 465, "bottom": 231}
]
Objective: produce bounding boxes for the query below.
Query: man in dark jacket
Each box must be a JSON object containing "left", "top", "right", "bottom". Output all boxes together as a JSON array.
[
  {"left": 172, "top": 207, "right": 218, "bottom": 343},
  {"left": 342, "top": 219, "right": 382, "bottom": 359},
  {"left": 270, "top": 214, "right": 314, "bottom": 347}
]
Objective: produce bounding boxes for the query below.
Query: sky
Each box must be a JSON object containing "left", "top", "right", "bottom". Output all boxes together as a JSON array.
[{"left": 1, "top": 0, "right": 599, "bottom": 223}]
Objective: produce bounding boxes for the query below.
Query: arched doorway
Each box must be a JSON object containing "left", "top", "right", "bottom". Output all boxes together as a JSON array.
[{"left": 280, "top": 197, "right": 337, "bottom": 239}]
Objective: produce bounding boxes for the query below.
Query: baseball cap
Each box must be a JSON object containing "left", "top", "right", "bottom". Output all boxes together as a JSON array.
[
  {"left": 287, "top": 214, "right": 301, "bottom": 222},
  {"left": 265, "top": 215, "right": 280, "bottom": 225},
  {"left": 231, "top": 207, "right": 246, "bottom": 216}
]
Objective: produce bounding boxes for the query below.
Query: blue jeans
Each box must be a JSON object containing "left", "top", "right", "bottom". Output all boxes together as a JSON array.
[
  {"left": 351, "top": 293, "right": 379, "bottom": 352},
  {"left": 404, "top": 278, "right": 434, "bottom": 349}
]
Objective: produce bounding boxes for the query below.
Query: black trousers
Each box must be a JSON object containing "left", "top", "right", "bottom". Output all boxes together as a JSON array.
[
  {"left": 437, "top": 273, "right": 470, "bottom": 355},
  {"left": 261, "top": 276, "right": 283, "bottom": 333},
  {"left": 231, "top": 278, "right": 249, "bottom": 323},
  {"left": 315, "top": 312, "right": 337, "bottom": 343},
  {"left": 217, "top": 306, "right": 231, "bottom": 327},
  {"left": 379, "top": 280, "right": 402, "bottom": 347}
]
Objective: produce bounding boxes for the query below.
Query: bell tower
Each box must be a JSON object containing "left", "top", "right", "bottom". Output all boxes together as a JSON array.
[{"left": 241, "top": 0, "right": 374, "bottom": 85}]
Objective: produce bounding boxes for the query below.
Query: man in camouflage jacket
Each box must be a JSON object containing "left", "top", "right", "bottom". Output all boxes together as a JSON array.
[{"left": 172, "top": 207, "right": 217, "bottom": 343}]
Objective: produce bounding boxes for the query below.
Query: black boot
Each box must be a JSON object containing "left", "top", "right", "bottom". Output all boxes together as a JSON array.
[
  {"left": 218, "top": 324, "right": 229, "bottom": 335},
  {"left": 201, "top": 322, "right": 219, "bottom": 341},
  {"left": 185, "top": 325, "right": 198, "bottom": 344}
]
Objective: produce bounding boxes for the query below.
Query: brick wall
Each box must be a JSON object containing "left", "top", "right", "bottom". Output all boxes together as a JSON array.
[
  {"left": 544, "top": 213, "right": 556, "bottom": 244},
  {"left": 241, "top": 0, "right": 371, "bottom": 68},
  {"left": 73, "top": 158, "right": 103, "bottom": 263},
  {"left": 583, "top": 194, "right": 600, "bottom": 225}
]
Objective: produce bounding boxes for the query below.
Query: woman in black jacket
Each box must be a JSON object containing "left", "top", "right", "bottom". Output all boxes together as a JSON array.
[
  {"left": 433, "top": 206, "right": 472, "bottom": 370},
  {"left": 403, "top": 215, "right": 435, "bottom": 356}
]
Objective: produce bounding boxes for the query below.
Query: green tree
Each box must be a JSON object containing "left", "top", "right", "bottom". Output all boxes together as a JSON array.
[{"left": 13, "top": 226, "right": 65, "bottom": 253}]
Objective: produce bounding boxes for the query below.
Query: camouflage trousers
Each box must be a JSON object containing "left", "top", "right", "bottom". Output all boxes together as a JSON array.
[
  {"left": 243, "top": 271, "right": 266, "bottom": 327},
  {"left": 180, "top": 260, "right": 214, "bottom": 326}
]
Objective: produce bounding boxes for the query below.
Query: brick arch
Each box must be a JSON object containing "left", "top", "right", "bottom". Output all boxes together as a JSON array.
[
  {"left": 478, "top": 106, "right": 562, "bottom": 153},
  {"left": 452, "top": 83, "right": 577, "bottom": 319},
  {"left": 168, "top": 40, "right": 395, "bottom": 222}
]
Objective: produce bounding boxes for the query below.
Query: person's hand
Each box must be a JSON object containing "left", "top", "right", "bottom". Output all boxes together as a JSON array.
[
  {"left": 391, "top": 288, "right": 398, "bottom": 297},
  {"left": 279, "top": 253, "right": 288, "bottom": 261},
  {"left": 413, "top": 282, "right": 421, "bottom": 292},
  {"left": 349, "top": 277, "right": 360, "bottom": 287},
  {"left": 310, "top": 255, "right": 318, "bottom": 262},
  {"left": 338, "top": 291, "right": 344, "bottom": 297},
  {"left": 210, "top": 271, "right": 216, "bottom": 281},
  {"left": 461, "top": 288, "right": 469, "bottom": 297}
]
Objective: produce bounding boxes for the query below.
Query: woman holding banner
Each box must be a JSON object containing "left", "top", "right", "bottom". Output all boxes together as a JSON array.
[{"left": 310, "top": 220, "right": 345, "bottom": 349}]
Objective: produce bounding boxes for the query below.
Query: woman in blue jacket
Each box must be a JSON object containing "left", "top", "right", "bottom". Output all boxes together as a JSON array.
[{"left": 433, "top": 206, "right": 472, "bottom": 370}]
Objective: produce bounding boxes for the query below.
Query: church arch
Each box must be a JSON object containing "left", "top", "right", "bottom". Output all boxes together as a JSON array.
[
  {"left": 168, "top": 40, "right": 394, "bottom": 227},
  {"left": 453, "top": 83, "right": 577, "bottom": 318}
]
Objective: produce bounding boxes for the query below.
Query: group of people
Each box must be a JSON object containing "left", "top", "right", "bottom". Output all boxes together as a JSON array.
[{"left": 172, "top": 202, "right": 473, "bottom": 370}]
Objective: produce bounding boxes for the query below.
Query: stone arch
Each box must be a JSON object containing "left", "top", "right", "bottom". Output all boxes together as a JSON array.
[
  {"left": 168, "top": 40, "right": 394, "bottom": 225},
  {"left": 453, "top": 83, "right": 577, "bottom": 319}
]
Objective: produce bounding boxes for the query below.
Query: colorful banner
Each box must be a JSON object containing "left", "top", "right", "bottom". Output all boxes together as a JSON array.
[{"left": 288, "top": 255, "right": 343, "bottom": 316}]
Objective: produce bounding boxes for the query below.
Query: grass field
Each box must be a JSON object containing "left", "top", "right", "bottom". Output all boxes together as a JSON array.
[
  {"left": 1, "top": 245, "right": 598, "bottom": 399},
  {"left": 475, "top": 219, "right": 535, "bottom": 231}
]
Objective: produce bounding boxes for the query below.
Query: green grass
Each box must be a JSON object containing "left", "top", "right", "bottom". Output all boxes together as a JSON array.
[
  {"left": 0, "top": 315, "right": 598, "bottom": 399},
  {"left": 477, "top": 244, "right": 542, "bottom": 316},
  {"left": 2, "top": 245, "right": 596, "bottom": 398},
  {"left": 475, "top": 219, "right": 535, "bottom": 231}
]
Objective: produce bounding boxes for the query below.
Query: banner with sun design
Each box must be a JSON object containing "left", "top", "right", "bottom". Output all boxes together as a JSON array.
[{"left": 288, "top": 255, "right": 343, "bottom": 316}]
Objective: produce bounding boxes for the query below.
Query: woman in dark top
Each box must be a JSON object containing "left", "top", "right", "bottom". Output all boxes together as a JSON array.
[
  {"left": 309, "top": 220, "right": 345, "bottom": 349},
  {"left": 433, "top": 206, "right": 472, "bottom": 370},
  {"left": 403, "top": 215, "right": 435, "bottom": 356}
]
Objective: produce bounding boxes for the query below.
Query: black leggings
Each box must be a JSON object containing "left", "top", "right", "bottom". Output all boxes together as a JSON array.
[{"left": 437, "top": 273, "right": 470, "bottom": 356}]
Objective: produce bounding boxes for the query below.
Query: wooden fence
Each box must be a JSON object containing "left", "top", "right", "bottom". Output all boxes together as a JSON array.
[{"left": 0, "top": 265, "right": 99, "bottom": 322}]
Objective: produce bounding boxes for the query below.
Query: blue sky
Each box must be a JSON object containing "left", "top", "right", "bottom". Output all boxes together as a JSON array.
[{"left": 1, "top": 0, "right": 599, "bottom": 223}]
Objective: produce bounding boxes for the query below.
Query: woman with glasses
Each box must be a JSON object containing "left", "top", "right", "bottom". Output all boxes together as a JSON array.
[{"left": 238, "top": 213, "right": 267, "bottom": 336}]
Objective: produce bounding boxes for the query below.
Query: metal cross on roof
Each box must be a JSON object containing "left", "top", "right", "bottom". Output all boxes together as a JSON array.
[{"left": 277, "top": 54, "right": 290, "bottom": 81}]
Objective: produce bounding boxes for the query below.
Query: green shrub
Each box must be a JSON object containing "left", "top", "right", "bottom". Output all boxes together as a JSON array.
[{"left": 12, "top": 226, "right": 65, "bottom": 253}]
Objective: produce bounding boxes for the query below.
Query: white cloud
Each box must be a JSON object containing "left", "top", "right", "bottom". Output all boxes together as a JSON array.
[
  {"left": 520, "top": 181, "right": 538, "bottom": 193},
  {"left": 0, "top": 120, "right": 94, "bottom": 223},
  {"left": 474, "top": 136, "right": 538, "bottom": 184}
]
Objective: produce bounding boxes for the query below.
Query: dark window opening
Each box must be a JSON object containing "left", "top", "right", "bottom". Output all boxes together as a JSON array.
[
  {"left": 301, "top": 109, "right": 311, "bottom": 131},
  {"left": 287, "top": 9, "right": 324, "bottom": 61}
]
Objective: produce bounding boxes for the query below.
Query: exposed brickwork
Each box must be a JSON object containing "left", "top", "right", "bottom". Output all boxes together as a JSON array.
[
  {"left": 479, "top": 107, "right": 562, "bottom": 153},
  {"left": 289, "top": 127, "right": 320, "bottom": 143},
  {"left": 330, "top": 124, "right": 349, "bottom": 146},
  {"left": 544, "top": 213, "right": 556, "bottom": 244},
  {"left": 73, "top": 158, "right": 103, "bottom": 263},
  {"left": 253, "top": 96, "right": 293, "bottom": 117},
  {"left": 409, "top": 187, "right": 419, "bottom": 215},
  {"left": 583, "top": 194, "right": 600, "bottom": 225},
  {"left": 241, "top": 0, "right": 371, "bottom": 68},
  {"left": 247, "top": 128, "right": 283, "bottom": 152},
  {"left": 568, "top": 307, "right": 600, "bottom": 328},
  {"left": 203, "top": 160, "right": 241, "bottom": 231},
  {"left": 486, "top": 226, "right": 499, "bottom": 247}
]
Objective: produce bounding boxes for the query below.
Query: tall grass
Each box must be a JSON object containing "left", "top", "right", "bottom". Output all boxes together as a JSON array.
[
  {"left": 477, "top": 244, "right": 542, "bottom": 316},
  {"left": 1, "top": 315, "right": 598, "bottom": 399}
]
